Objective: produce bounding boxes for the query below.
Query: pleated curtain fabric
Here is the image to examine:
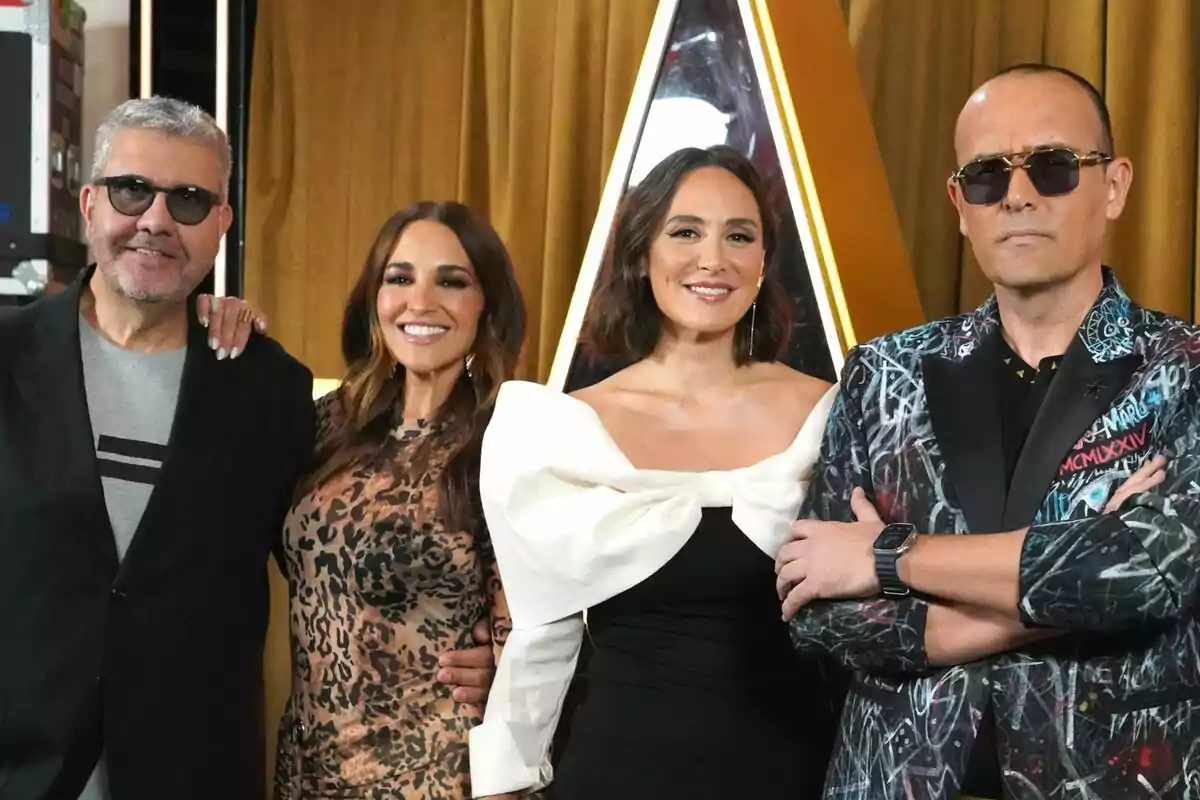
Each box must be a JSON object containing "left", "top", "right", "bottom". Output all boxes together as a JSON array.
[{"left": 839, "top": 0, "right": 1200, "bottom": 320}]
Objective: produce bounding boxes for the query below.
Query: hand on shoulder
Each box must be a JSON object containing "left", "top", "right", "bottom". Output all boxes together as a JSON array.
[{"left": 195, "top": 293, "right": 268, "bottom": 360}]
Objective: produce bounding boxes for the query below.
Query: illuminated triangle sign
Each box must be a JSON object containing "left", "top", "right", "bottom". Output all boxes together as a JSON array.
[{"left": 548, "top": 0, "right": 924, "bottom": 392}]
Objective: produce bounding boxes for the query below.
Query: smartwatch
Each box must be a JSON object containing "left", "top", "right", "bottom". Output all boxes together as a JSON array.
[{"left": 874, "top": 523, "right": 917, "bottom": 596}]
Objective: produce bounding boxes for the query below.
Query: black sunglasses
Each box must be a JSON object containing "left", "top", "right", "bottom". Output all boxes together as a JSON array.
[
  {"left": 94, "top": 175, "right": 220, "bottom": 225},
  {"left": 951, "top": 147, "right": 1113, "bottom": 206}
]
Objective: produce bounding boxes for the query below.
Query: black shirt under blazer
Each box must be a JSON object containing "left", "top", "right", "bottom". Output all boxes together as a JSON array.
[{"left": 0, "top": 270, "right": 315, "bottom": 800}]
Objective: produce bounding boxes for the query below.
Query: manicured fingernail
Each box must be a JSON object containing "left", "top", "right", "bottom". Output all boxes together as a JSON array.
[
  {"left": 230, "top": 347, "right": 241, "bottom": 359},
  {"left": 211, "top": 297, "right": 222, "bottom": 312},
  {"left": 209, "top": 337, "right": 218, "bottom": 350},
  {"left": 217, "top": 348, "right": 228, "bottom": 360},
  {"left": 256, "top": 319, "right": 267, "bottom": 332},
  {"left": 200, "top": 316, "right": 209, "bottom": 328},
  {"left": 437, "top": 669, "right": 450, "bottom": 682},
  {"left": 438, "top": 655, "right": 450, "bottom": 666}
]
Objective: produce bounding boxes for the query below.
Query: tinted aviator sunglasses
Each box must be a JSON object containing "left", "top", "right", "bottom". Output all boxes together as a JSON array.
[
  {"left": 950, "top": 147, "right": 1113, "bottom": 206},
  {"left": 94, "top": 175, "right": 220, "bottom": 225}
]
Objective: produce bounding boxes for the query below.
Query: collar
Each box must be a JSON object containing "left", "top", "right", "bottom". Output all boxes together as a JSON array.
[{"left": 953, "top": 267, "right": 1134, "bottom": 365}]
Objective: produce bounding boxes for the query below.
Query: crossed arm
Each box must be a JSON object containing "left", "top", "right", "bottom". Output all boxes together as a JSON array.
[{"left": 785, "top": 348, "right": 1198, "bottom": 674}]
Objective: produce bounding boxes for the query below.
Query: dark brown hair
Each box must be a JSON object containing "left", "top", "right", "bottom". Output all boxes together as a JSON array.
[
  {"left": 583, "top": 145, "right": 789, "bottom": 365},
  {"left": 307, "top": 201, "right": 525, "bottom": 534}
]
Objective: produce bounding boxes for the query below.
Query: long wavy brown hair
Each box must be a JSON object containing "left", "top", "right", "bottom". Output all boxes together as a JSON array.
[{"left": 306, "top": 202, "right": 526, "bottom": 534}]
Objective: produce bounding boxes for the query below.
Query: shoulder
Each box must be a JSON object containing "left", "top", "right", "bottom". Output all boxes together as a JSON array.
[
  {"left": 483, "top": 380, "right": 624, "bottom": 478},
  {"left": 492, "top": 379, "right": 592, "bottom": 437},
  {"left": 0, "top": 303, "right": 24, "bottom": 344},
  {"left": 313, "top": 389, "right": 347, "bottom": 446},
  {"left": 750, "top": 361, "right": 832, "bottom": 400},
  {"left": 745, "top": 361, "right": 835, "bottom": 430},
  {"left": 855, "top": 313, "right": 972, "bottom": 360},
  {"left": 242, "top": 332, "right": 310, "bottom": 376},
  {"left": 1134, "top": 306, "right": 1200, "bottom": 357},
  {"left": 568, "top": 362, "right": 641, "bottom": 407},
  {"left": 0, "top": 305, "right": 22, "bottom": 371},
  {"left": 0, "top": 291, "right": 75, "bottom": 368},
  {"left": 241, "top": 333, "right": 314, "bottom": 396},
  {"left": 835, "top": 313, "right": 981, "bottom": 390},
  {"left": 1130, "top": 307, "right": 1200, "bottom": 403},
  {"left": 1, "top": 290, "right": 66, "bottom": 338}
]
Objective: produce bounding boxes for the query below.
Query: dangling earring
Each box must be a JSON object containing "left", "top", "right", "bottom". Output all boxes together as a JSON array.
[
  {"left": 748, "top": 302, "right": 757, "bottom": 356},
  {"left": 748, "top": 270, "right": 763, "bottom": 357},
  {"left": 464, "top": 353, "right": 475, "bottom": 379}
]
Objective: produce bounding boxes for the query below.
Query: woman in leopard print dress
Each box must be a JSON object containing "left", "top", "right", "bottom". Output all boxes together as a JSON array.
[{"left": 274, "top": 202, "right": 526, "bottom": 799}]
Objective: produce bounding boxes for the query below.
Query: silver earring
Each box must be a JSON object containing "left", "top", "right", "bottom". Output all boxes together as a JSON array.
[
  {"left": 748, "top": 302, "right": 757, "bottom": 356},
  {"left": 465, "top": 353, "right": 475, "bottom": 379}
]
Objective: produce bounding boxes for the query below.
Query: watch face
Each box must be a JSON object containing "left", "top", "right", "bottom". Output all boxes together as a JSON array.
[{"left": 875, "top": 529, "right": 913, "bottom": 551}]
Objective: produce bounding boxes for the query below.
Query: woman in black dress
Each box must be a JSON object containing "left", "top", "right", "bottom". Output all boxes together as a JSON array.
[{"left": 470, "top": 146, "right": 846, "bottom": 799}]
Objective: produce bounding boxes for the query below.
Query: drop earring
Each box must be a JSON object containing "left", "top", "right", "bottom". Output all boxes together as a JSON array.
[
  {"left": 748, "top": 303, "right": 757, "bottom": 356},
  {"left": 748, "top": 270, "right": 763, "bottom": 357}
]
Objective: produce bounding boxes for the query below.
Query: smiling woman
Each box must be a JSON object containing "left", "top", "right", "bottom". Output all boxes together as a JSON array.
[
  {"left": 467, "top": 146, "right": 844, "bottom": 800},
  {"left": 582, "top": 145, "right": 790, "bottom": 368},
  {"left": 376, "top": 219, "right": 487, "bottom": 381},
  {"left": 270, "top": 201, "right": 528, "bottom": 799}
]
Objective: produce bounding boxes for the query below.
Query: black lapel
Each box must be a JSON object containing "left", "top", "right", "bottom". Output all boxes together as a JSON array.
[
  {"left": 1002, "top": 336, "right": 1142, "bottom": 529},
  {"left": 118, "top": 294, "right": 231, "bottom": 572},
  {"left": 11, "top": 270, "right": 117, "bottom": 569},
  {"left": 922, "top": 332, "right": 1007, "bottom": 533}
]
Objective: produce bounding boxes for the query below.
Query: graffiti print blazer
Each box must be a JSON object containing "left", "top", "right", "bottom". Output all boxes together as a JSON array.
[{"left": 792, "top": 270, "right": 1200, "bottom": 799}]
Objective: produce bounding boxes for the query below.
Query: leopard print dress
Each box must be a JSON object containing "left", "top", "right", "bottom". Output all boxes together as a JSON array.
[{"left": 275, "top": 394, "right": 509, "bottom": 799}]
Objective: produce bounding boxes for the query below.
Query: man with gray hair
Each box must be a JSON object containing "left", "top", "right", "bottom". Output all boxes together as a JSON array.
[
  {"left": 0, "top": 96, "right": 310, "bottom": 799},
  {"left": 0, "top": 96, "right": 496, "bottom": 800}
]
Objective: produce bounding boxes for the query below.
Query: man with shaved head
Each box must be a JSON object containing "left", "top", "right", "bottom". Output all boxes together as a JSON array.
[{"left": 779, "top": 65, "right": 1200, "bottom": 798}]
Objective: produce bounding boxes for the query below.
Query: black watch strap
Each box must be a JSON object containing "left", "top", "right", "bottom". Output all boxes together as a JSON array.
[
  {"left": 874, "top": 523, "right": 916, "bottom": 597},
  {"left": 875, "top": 549, "right": 908, "bottom": 596}
]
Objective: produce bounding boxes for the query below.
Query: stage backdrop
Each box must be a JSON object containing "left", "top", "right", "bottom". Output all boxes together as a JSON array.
[
  {"left": 243, "top": 0, "right": 1199, "bottom": 792},
  {"left": 243, "top": 1, "right": 659, "bottom": 788},
  {"left": 243, "top": 0, "right": 658, "bottom": 384},
  {"left": 840, "top": 0, "right": 1200, "bottom": 320}
]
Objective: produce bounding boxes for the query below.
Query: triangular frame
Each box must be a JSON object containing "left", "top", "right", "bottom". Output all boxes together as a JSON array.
[{"left": 547, "top": 0, "right": 924, "bottom": 392}]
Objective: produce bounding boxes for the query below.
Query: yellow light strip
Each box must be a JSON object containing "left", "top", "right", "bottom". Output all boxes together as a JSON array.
[
  {"left": 214, "top": 0, "right": 229, "bottom": 297},
  {"left": 138, "top": 0, "right": 152, "bottom": 98}
]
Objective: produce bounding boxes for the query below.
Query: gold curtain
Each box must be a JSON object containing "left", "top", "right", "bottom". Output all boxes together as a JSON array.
[
  {"left": 839, "top": 0, "right": 1200, "bottom": 319},
  {"left": 244, "top": 0, "right": 658, "bottom": 381},
  {"left": 243, "top": 1, "right": 658, "bottom": 789}
]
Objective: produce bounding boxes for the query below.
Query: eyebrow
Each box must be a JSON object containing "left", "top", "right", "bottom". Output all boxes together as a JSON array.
[
  {"left": 967, "top": 140, "right": 1074, "bottom": 161},
  {"left": 664, "top": 214, "right": 760, "bottom": 229},
  {"left": 385, "top": 262, "right": 473, "bottom": 274}
]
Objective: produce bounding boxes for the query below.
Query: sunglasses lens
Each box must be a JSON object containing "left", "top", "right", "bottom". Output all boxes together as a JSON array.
[
  {"left": 958, "top": 158, "right": 1010, "bottom": 205},
  {"left": 106, "top": 177, "right": 156, "bottom": 216},
  {"left": 1026, "top": 149, "right": 1080, "bottom": 196},
  {"left": 165, "top": 187, "right": 217, "bottom": 225}
]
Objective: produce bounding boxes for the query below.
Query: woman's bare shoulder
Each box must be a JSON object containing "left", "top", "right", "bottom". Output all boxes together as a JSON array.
[
  {"left": 752, "top": 361, "right": 832, "bottom": 399},
  {"left": 742, "top": 362, "right": 832, "bottom": 432},
  {"left": 568, "top": 364, "right": 643, "bottom": 409}
]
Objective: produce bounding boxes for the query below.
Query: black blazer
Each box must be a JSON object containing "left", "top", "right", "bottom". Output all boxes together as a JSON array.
[{"left": 0, "top": 271, "right": 315, "bottom": 800}]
